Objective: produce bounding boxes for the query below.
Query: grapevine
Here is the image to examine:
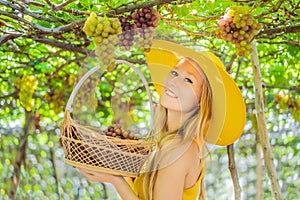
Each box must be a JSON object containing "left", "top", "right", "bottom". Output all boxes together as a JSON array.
[
  {"left": 14, "top": 76, "right": 38, "bottom": 111},
  {"left": 215, "top": 6, "right": 262, "bottom": 57}
]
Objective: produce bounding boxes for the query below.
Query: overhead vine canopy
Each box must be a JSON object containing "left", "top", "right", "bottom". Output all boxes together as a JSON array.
[
  {"left": 0, "top": 0, "right": 299, "bottom": 131},
  {"left": 0, "top": 0, "right": 299, "bottom": 199},
  {"left": 0, "top": 1, "right": 299, "bottom": 111}
]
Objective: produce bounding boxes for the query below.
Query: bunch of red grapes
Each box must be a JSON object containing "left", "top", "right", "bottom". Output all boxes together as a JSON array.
[
  {"left": 118, "top": 7, "right": 159, "bottom": 51},
  {"left": 118, "top": 16, "right": 137, "bottom": 50},
  {"left": 215, "top": 6, "right": 262, "bottom": 57},
  {"left": 103, "top": 125, "right": 137, "bottom": 140}
]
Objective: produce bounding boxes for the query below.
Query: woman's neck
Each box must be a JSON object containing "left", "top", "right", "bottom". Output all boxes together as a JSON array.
[
  {"left": 166, "top": 110, "right": 181, "bottom": 132},
  {"left": 166, "top": 110, "right": 195, "bottom": 132}
]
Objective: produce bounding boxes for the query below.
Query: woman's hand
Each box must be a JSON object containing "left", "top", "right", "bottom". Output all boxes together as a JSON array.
[
  {"left": 77, "top": 167, "right": 121, "bottom": 184},
  {"left": 77, "top": 167, "right": 139, "bottom": 200}
]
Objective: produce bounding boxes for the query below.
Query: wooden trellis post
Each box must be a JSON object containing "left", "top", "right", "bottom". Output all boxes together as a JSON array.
[{"left": 250, "top": 40, "right": 282, "bottom": 200}]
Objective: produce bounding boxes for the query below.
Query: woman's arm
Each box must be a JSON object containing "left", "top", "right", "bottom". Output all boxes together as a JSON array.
[
  {"left": 77, "top": 141, "right": 198, "bottom": 200},
  {"left": 112, "top": 176, "right": 139, "bottom": 200},
  {"left": 77, "top": 168, "right": 138, "bottom": 200}
]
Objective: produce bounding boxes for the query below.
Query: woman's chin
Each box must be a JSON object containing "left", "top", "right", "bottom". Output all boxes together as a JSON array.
[{"left": 160, "top": 95, "right": 180, "bottom": 111}]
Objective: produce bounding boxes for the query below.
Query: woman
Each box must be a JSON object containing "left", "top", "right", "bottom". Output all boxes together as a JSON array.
[{"left": 77, "top": 40, "right": 246, "bottom": 199}]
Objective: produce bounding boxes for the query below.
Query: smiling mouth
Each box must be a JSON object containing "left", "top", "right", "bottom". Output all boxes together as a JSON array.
[{"left": 165, "top": 89, "right": 178, "bottom": 98}]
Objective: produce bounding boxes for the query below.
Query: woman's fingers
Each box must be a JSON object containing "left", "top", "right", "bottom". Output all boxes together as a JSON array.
[
  {"left": 76, "top": 167, "right": 121, "bottom": 183},
  {"left": 77, "top": 168, "right": 102, "bottom": 182},
  {"left": 77, "top": 167, "right": 94, "bottom": 175}
]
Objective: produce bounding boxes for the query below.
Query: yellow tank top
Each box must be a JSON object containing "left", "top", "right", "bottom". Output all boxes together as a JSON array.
[{"left": 131, "top": 139, "right": 204, "bottom": 199}]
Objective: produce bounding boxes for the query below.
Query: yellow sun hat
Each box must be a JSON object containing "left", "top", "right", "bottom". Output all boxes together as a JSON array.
[{"left": 144, "top": 39, "right": 246, "bottom": 146}]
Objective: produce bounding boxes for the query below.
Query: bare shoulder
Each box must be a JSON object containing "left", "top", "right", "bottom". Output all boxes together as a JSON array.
[{"left": 158, "top": 139, "right": 199, "bottom": 172}]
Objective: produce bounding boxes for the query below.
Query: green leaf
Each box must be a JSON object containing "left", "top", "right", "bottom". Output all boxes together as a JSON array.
[
  {"left": 178, "top": 5, "right": 189, "bottom": 17},
  {"left": 287, "top": 44, "right": 299, "bottom": 57}
]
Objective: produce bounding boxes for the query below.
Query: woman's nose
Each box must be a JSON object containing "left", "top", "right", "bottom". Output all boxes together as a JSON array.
[{"left": 166, "top": 77, "right": 177, "bottom": 87}]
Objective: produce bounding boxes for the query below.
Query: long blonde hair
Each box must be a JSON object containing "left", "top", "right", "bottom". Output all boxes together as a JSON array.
[{"left": 141, "top": 57, "right": 213, "bottom": 200}]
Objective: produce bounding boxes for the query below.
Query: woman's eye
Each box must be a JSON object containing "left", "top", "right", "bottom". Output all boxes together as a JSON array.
[
  {"left": 184, "top": 78, "right": 193, "bottom": 83},
  {"left": 171, "top": 70, "right": 178, "bottom": 76}
]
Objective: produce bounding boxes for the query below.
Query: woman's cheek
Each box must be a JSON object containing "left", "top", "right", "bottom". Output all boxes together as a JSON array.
[{"left": 180, "top": 88, "right": 199, "bottom": 111}]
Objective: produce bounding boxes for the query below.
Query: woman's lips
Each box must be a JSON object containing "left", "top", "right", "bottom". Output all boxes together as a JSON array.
[{"left": 165, "top": 88, "right": 178, "bottom": 98}]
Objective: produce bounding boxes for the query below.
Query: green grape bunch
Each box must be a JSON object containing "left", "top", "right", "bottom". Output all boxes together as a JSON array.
[
  {"left": 82, "top": 13, "right": 122, "bottom": 69},
  {"left": 274, "top": 94, "right": 300, "bottom": 122},
  {"left": 289, "top": 96, "right": 300, "bottom": 121},
  {"left": 14, "top": 76, "right": 38, "bottom": 111},
  {"left": 83, "top": 12, "right": 122, "bottom": 39},
  {"left": 274, "top": 94, "right": 289, "bottom": 110},
  {"left": 215, "top": 6, "right": 263, "bottom": 57},
  {"left": 94, "top": 34, "right": 119, "bottom": 70}
]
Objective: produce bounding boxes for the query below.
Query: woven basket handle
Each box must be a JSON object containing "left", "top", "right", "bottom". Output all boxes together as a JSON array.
[{"left": 66, "top": 59, "right": 154, "bottom": 124}]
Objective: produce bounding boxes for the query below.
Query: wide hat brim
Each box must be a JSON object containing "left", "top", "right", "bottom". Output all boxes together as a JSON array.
[{"left": 145, "top": 40, "right": 246, "bottom": 146}]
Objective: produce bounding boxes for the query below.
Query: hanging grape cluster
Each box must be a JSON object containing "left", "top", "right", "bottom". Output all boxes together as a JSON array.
[
  {"left": 45, "top": 89, "right": 65, "bottom": 114},
  {"left": 274, "top": 94, "right": 300, "bottom": 121},
  {"left": 118, "top": 7, "right": 159, "bottom": 51},
  {"left": 215, "top": 6, "right": 262, "bottom": 57},
  {"left": 94, "top": 35, "right": 119, "bottom": 70},
  {"left": 82, "top": 13, "right": 122, "bottom": 68},
  {"left": 118, "top": 16, "right": 136, "bottom": 50},
  {"left": 14, "top": 76, "right": 38, "bottom": 111},
  {"left": 72, "top": 71, "right": 99, "bottom": 113},
  {"left": 43, "top": 74, "right": 75, "bottom": 114},
  {"left": 133, "top": 7, "right": 159, "bottom": 51}
]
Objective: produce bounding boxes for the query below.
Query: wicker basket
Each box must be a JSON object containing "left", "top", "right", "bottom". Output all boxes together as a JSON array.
[{"left": 60, "top": 60, "right": 156, "bottom": 177}]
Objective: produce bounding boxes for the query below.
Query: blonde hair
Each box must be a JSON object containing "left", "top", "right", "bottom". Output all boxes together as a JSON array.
[{"left": 141, "top": 57, "right": 213, "bottom": 200}]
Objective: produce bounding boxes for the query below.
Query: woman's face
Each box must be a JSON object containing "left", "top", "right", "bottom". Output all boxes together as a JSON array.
[{"left": 160, "top": 58, "right": 204, "bottom": 114}]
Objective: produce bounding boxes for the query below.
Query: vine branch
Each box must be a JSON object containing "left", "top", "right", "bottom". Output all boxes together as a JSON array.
[
  {"left": 50, "top": 147, "right": 61, "bottom": 199},
  {"left": 250, "top": 40, "right": 283, "bottom": 200},
  {"left": 49, "top": 0, "right": 75, "bottom": 11},
  {"left": 9, "top": 111, "right": 34, "bottom": 199},
  {"left": 19, "top": 0, "right": 45, "bottom": 8},
  {"left": 257, "top": 24, "right": 300, "bottom": 38},
  {"left": 227, "top": 145, "right": 241, "bottom": 200},
  {"left": 0, "top": 0, "right": 61, "bottom": 23},
  {"left": 226, "top": 58, "right": 242, "bottom": 200},
  {"left": 0, "top": 33, "right": 23, "bottom": 46},
  {"left": 31, "top": 37, "right": 91, "bottom": 55}
]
